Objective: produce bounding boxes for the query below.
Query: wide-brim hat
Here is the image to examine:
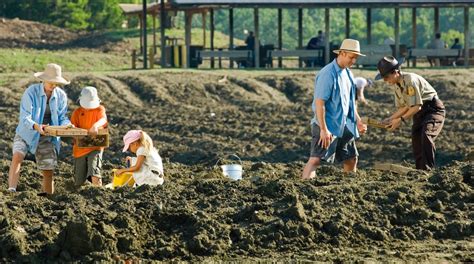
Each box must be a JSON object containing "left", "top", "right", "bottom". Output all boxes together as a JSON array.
[
  {"left": 375, "top": 56, "right": 405, "bottom": 80},
  {"left": 34, "top": 63, "right": 70, "bottom": 85},
  {"left": 79, "top": 86, "right": 101, "bottom": 109},
  {"left": 333, "top": 39, "right": 366, "bottom": 57}
]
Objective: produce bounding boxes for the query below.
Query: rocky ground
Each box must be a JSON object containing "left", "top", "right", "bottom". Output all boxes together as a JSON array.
[{"left": 0, "top": 69, "right": 472, "bottom": 262}]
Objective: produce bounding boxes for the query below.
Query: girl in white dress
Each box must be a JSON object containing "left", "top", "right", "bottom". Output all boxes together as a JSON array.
[{"left": 115, "top": 130, "right": 164, "bottom": 186}]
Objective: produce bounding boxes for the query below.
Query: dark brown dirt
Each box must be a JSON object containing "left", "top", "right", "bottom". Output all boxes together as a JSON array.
[
  {"left": 0, "top": 69, "right": 472, "bottom": 262},
  {"left": 0, "top": 17, "right": 131, "bottom": 51}
]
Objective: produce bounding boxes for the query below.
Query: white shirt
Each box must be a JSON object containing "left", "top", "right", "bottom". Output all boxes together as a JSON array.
[
  {"left": 354, "top": 77, "right": 368, "bottom": 90},
  {"left": 131, "top": 146, "right": 164, "bottom": 186},
  {"left": 136, "top": 146, "right": 163, "bottom": 175}
]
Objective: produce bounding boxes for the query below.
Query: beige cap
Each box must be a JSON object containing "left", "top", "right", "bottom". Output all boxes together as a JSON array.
[
  {"left": 333, "top": 39, "right": 366, "bottom": 57},
  {"left": 34, "top": 63, "right": 70, "bottom": 85}
]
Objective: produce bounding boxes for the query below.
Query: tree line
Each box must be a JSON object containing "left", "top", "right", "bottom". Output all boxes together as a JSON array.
[{"left": 0, "top": 1, "right": 471, "bottom": 50}]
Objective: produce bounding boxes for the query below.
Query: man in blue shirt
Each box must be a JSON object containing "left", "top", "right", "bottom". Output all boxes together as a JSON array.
[
  {"left": 7, "top": 63, "right": 71, "bottom": 195},
  {"left": 302, "top": 39, "right": 367, "bottom": 179}
]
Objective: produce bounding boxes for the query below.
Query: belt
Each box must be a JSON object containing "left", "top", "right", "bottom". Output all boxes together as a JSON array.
[{"left": 423, "top": 95, "right": 439, "bottom": 104}]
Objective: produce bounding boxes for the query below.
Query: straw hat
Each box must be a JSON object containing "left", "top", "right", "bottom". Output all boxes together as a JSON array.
[
  {"left": 79, "top": 86, "right": 101, "bottom": 109},
  {"left": 333, "top": 39, "right": 366, "bottom": 56},
  {"left": 375, "top": 56, "right": 405, "bottom": 80},
  {"left": 34, "top": 63, "right": 70, "bottom": 85}
]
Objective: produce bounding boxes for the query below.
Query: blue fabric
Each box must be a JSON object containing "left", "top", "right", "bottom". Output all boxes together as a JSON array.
[
  {"left": 15, "top": 83, "right": 70, "bottom": 154},
  {"left": 311, "top": 59, "right": 358, "bottom": 138}
]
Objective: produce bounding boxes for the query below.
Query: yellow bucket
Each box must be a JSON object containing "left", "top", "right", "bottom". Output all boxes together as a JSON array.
[{"left": 112, "top": 169, "right": 135, "bottom": 187}]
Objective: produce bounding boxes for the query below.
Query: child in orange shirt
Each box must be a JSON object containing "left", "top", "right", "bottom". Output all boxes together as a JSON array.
[{"left": 71, "top": 86, "right": 107, "bottom": 187}]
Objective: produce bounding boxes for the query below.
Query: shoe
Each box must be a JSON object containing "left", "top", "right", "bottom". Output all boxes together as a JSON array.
[
  {"left": 7, "top": 187, "right": 16, "bottom": 192},
  {"left": 37, "top": 192, "right": 48, "bottom": 197}
]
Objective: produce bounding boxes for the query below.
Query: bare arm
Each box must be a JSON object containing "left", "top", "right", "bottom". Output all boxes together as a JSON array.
[
  {"left": 400, "top": 105, "right": 421, "bottom": 119},
  {"left": 88, "top": 117, "right": 107, "bottom": 135},
  {"left": 387, "top": 105, "right": 421, "bottom": 131},
  {"left": 385, "top": 106, "right": 410, "bottom": 123},
  {"left": 315, "top": 99, "right": 332, "bottom": 149},
  {"left": 354, "top": 104, "right": 367, "bottom": 135},
  {"left": 116, "top": 155, "right": 145, "bottom": 174}
]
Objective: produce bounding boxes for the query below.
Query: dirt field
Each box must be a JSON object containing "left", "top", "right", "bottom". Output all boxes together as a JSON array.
[{"left": 0, "top": 69, "right": 472, "bottom": 262}]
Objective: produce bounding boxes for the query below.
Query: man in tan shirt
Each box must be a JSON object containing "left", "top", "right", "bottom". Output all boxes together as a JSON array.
[{"left": 375, "top": 56, "right": 445, "bottom": 170}]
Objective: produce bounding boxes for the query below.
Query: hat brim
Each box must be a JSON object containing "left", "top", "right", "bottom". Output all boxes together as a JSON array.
[
  {"left": 34, "top": 72, "right": 70, "bottom": 85},
  {"left": 79, "top": 98, "right": 101, "bottom": 109},
  {"left": 374, "top": 57, "right": 406, "bottom": 80},
  {"left": 123, "top": 143, "right": 130, "bottom": 152},
  {"left": 333, "top": 49, "right": 366, "bottom": 57}
]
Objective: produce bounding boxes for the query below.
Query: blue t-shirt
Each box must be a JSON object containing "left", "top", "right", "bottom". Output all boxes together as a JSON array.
[{"left": 311, "top": 59, "right": 358, "bottom": 138}]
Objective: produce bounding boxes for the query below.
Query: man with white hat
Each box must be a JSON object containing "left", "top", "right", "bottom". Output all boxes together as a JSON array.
[
  {"left": 7, "top": 63, "right": 71, "bottom": 195},
  {"left": 302, "top": 39, "right": 367, "bottom": 179}
]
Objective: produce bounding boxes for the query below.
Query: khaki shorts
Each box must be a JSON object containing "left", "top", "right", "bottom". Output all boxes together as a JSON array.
[
  {"left": 74, "top": 150, "right": 103, "bottom": 187},
  {"left": 13, "top": 134, "right": 57, "bottom": 170}
]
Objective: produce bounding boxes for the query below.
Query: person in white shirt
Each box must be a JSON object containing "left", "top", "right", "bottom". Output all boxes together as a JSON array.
[
  {"left": 115, "top": 130, "right": 164, "bottom": 186},
  {"left": 354, "top": 77, "right": 373, "bottom": 105}
]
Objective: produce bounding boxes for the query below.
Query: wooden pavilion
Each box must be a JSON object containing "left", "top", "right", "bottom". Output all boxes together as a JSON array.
[{"left": 120, "top": 0, "right": 473, "bottom": 68}]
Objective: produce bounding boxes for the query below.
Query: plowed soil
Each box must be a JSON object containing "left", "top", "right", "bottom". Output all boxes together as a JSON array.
[{"left": 0, "top": 69, "right": 472, "bottom": 262}]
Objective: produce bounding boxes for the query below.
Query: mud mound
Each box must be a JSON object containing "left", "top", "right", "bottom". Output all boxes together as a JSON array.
[
  {"left": 0, "top": 69, "right": 473, "bottom": 261},
  {"left": 0, "top": 18, "right": 76, "bottom": 49},
  {"left": 0, "top": 17, "right": 130, "bottom": 51}
]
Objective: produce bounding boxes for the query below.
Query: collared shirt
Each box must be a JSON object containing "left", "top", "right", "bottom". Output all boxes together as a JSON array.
[
  {"left": 15, "top": 83, "right": 70, "bottom": 154},
  {"left": 311, "top": 59, "right": 358, "bottom": 138},
  {"left": 394, "top": 72, "right": 438, "bottom": 108}
]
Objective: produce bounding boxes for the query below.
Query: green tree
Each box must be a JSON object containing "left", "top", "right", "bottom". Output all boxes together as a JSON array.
[{"left": 49, "top": 0, "right": 91, "bottom": 30}]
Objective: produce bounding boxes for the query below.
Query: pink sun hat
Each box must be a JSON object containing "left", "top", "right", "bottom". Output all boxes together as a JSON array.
[{"left": 122, "top": 130, "right": 142, "bottom": 152}]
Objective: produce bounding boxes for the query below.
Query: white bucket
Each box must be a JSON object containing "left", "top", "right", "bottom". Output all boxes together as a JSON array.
[
  {"left": 221, "top": 164, "right": 243, "bottom": 180},
  {"left": 217, "top": 154, "right": 243, "bottom": 181}
]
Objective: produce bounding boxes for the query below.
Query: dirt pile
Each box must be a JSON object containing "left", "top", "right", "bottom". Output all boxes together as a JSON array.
[
  {"left": 0, "top": 17, "right": 130, "bottom": 51},
  {"left": 0, "top": 70, "right": 472, "bottom": 261}
]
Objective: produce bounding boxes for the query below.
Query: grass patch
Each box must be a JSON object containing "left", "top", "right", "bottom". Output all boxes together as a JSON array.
[{"left": 0, "top": 49, "right": 130, "bottom": 73}]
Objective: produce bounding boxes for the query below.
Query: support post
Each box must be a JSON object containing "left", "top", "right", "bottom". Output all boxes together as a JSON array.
[
  {"left": 202, "top": 12, "right": 206, "bottom": 48},
  {"left": 229, "top": 8, "right": 234, "bottom": 68},
  {"left": 139, "top": 14, "right": 143, "bottom": 55},
  {"left": 149, "top": 47, "right": 154, "bottom": 69},
  {"left": 412, "top": 8, "right": 417, "bottom": 67},
  {"left": 153, "top": 14, "right": 156, "bottom": 54},
  {"left": 278, "top": 8, "right": 282, "bottom": 68},
  {"left": 324, "top": 8, "right": 330, "bottom": 65},
  {"left": 298, "top": 8, "right": 303, "bottom": 67},
  {"left": 464, "top": 7, "right": 470, "bottom": 67},
  {"left": 367, "top": 8, "right": 372, "bottom": 44},
  {"left": 345, "top": 8, "right": 350, "bottom": 38},
  {"left": 210, "top": 9, "right": 215, "bottom": 68},
  {"left": 254, "top": 8, "right": 260, "bottom": 68},
  {"left": 185, "top": 11, "right": 192, "bottom": 68},
  {"left": 394, "top": 7, "right": 400, "bottom": 58},
  {"left": 160, "top": 0, "right": 166, "bottom": 68},
  {"left": 132, "top": 49, "right": 137, "bottom": 69},
  {"left": 142, "top": 0, "right": 147, "bottom": 69}
]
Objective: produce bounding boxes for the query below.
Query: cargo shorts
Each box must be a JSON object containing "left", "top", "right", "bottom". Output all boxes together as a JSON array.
[
  {"left": 74, "top": 150, "right": 103, "bottom": 187},
  {"left": 310, "top": 123, "right": 358, "bottom": 163},
  {"left": 12, "top": 134, "right": 57, "bottom": 170}
]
